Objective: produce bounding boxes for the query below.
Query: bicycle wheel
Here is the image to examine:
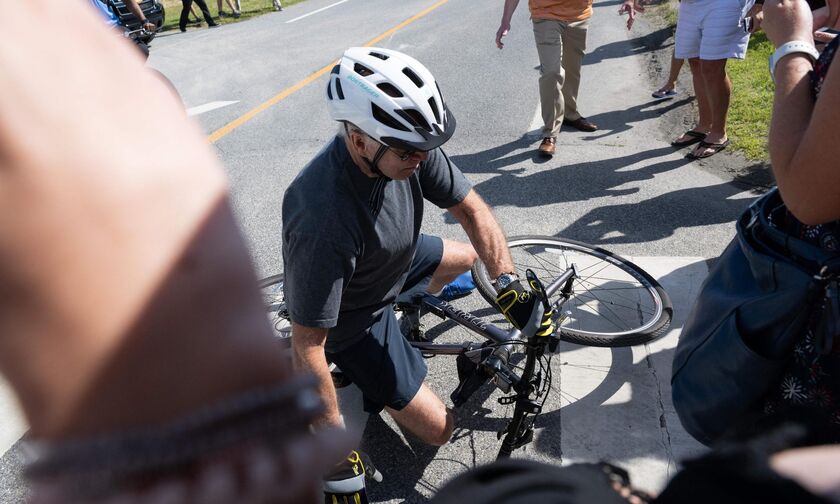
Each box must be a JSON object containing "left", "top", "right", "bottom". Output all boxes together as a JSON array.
[
  {"left": 259, "top": 274, "right": 292, "bottom": 348},
  {"left": 472, "top": 236, "right": 672, "bottom": 347}
]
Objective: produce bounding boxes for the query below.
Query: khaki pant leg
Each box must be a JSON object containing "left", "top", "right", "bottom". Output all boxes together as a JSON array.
[
  {"left": 533, "top": 19, "right": 564, "bottom": 138},
  {"left": 559, "top": 19, "right": 589, "bottom": 121}
]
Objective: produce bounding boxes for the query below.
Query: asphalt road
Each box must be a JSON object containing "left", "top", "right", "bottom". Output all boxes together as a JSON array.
[{"left": 0, "top": 0, "right": 767, "bottom": 501}]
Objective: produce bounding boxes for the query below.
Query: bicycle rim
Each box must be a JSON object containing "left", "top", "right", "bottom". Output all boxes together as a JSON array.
[
  {"left": 472, "top": 236, "right": 672, "bottom": 347},
  {"left": 259, "top": 274, "right": 292, "bottom": 348}
]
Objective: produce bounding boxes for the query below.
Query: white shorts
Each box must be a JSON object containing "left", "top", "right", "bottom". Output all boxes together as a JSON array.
[{"left": 675, "top": 0, "right": 750, "bottom": 60}]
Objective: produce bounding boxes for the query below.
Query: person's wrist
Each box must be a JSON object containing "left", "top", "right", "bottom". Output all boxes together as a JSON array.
[{"left": 769, "top": 40, "right": 818, "bottom": 81}]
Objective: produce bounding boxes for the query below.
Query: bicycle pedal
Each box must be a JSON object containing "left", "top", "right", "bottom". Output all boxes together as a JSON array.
[{"left": 498, "top": 395, "right": 516, "bottom": 405}]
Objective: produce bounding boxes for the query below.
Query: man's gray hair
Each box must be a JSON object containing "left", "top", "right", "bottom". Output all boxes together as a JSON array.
[{"left": 341, "top": 121, "right": 367, "bottom": 140}]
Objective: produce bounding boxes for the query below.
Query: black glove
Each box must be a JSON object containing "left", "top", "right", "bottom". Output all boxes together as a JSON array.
[
  {"left": 495, "top": 280, "right": 555, "bottom": 337},
  {"left": 323, "top": 450, "right": 382, "bottom": 504}
]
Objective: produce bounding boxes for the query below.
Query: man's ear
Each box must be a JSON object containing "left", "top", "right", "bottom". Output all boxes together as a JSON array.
[{"left": 349, "top": 131, "right": 370, "bottom": 157}]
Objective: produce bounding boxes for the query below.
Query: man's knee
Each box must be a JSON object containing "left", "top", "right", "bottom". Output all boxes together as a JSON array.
[
  {"left": 424, "top": 408, "right": 455, "bottom": 446},
  {"left": 442, "top": 240, "right": 478, "bottom": 273},
  {"left": 699, "top": 59, "right": 727, "bottom": 79}
]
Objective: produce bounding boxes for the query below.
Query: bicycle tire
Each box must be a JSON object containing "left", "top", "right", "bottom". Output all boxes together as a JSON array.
[
  {"left": 259, "top": 273, "right": 292, "bottom": 349},
  {"left": 260, "top": 274, "right": 352, "bottom": 387},
  {"left": 472, "top": 236, "right": 673, "bottom": 347}
]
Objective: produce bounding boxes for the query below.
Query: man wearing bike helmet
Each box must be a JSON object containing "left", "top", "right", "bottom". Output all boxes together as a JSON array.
[{"left": 282, "top": 48, "right": 549, "bottom": 462}]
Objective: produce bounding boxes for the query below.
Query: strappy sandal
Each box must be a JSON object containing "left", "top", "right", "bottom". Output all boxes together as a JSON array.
[
  {"left": 671, "top": 130, "right": 707, "bottom": 147},
  {"left": 686, "top": 139, "right": 730, "bottom": 159}
]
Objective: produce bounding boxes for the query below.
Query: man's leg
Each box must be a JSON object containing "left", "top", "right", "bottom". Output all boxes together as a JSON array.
[
  {"left": 386, "top": 384, "right": 455, "bottom": 446},
  {"left": 193, "top": 0, "right": 217, "bottom": 24},
  {"left": 426, "top": 239, "right": 477, "bottom": 295},
  {"left": 558, "top": 19, "right": 589, "bottom": 122},
  {"left": 533, "top": 19, "right": 565, "bottom": 139},
  {"left": 689, "top": 58, "right": 731, "bottom": 157},
  {"left": 673, "top": 57, "right": 712, "bottom": 143},
  {"left": 179, "top": 0, "right": 193, "bottom": 31}
]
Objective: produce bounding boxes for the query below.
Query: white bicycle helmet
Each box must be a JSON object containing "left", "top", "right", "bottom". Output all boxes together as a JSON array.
[{"left": 326, "top": 47, "right": 456, "bottom": 152}]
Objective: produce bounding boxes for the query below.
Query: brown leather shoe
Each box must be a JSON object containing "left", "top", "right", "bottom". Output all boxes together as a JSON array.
[
  {"left": 563, "top": 116, "right": 598, "bottom": 132},
  {"left": 538, "top": 137, "right": 556, "bottom": 156}
]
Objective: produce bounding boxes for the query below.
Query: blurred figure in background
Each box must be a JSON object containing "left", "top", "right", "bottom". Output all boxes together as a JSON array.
[{"left": 180, "top": 0, "right": 218, "bottom": 32}]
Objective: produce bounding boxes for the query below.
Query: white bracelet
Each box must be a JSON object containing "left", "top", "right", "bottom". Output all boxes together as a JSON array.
[{"left": 768, "top": 41, "right": 819, "bottom": 82}]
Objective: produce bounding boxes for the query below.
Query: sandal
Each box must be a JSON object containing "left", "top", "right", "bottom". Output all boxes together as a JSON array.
[
  {"left": 652, "top": 88, "right": 678, "bottom": 100},
  {"left": 686, "top": 139, "right": 730, "bottom": 160},
  {"left": 671, "top": 130, "right": 707, "bottom": 147}
]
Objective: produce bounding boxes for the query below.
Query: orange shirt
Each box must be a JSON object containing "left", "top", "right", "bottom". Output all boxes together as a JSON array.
[{"left": 528, "top": 0, "right": 593, "bottom": 22}]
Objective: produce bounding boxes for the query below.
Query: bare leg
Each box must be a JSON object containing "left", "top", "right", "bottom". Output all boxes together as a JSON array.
[
  {"left": 385, "top": 384, "right": 455, "bottom": 446},
  {"left": 426, "top": 239, "right": 478, "bottom": 294},
  {"left": 655, "top": 50, "right": 684, "bottom": 93},
  {"left": 673, "top": 57, "right": 712, "bottom": 143},
  {"left": 699, "top": 59, "right": 730, "bottom": 141},
  {"left": 689, "top": 58, "right": 731, "bottom": 156}
]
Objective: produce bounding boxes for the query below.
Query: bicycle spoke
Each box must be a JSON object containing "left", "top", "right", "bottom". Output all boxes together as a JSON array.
[
  {"left": 575, "top": 277, "right": 654, "bottom": 313},
  {"left": 572, "top": 289, "right": 657, "bottom": 317}
]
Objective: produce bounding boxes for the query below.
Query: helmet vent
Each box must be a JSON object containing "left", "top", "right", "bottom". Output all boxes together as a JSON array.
[
  {"left": 354, "top": 63, "right": 374, "bottom": 77},
  {"left": 401, "top": 67, "right": 424, "bottom": 88},
  {"left": 377, "top": 83, "right": 404, "bottom": 98},
  {"left": 427, "top": 97, "right": 441, "bottom": 124},
  {"left": 372, "top": 103, "right": 410, "bottom": 132},
  {"left": 335, "top": 79, "right": 344, "bottom": 100},
  {"left": 330, "top": 64, "right": 340, "bottom": 75},
  {"left": 368, "top": 51, "right": 389, "bottom": 60},
  {"left": 326, "top": 81, "right": 333, "bottom": 100},
  {"left": 396, "top": 109, "right": 431, "bottom": 132}
]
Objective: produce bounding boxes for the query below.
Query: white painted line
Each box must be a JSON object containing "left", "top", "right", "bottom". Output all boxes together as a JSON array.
[
  {"left": 186, "top": 101, "right": 239, "bottom": 117},
  {"left": 285, "top": 0, "right": 350, "bottom": 23},
  {"left": 0, "top": 378, "right": 26, "bottom": 458},
  {"left": 528, "top": 102, "right": 542, "bottom": 135}
]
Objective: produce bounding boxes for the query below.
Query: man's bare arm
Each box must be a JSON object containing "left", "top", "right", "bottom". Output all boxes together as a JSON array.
[
  {"left": 447, "top": 190, "right": 514, "bottom": 279},
  {"left": 123, "top": 0, "right": 156, "bottom": 31},
  {"left": 291, "top": 324, "right": 344, "bottom": 429}
]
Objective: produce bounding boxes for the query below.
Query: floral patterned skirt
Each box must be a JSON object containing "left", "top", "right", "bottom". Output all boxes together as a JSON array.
[{"left": 764, "top": 211, "right": 840, "bottom": 423}]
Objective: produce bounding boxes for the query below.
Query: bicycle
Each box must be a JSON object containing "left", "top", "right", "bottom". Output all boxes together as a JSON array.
[{"left": 259, "top": 235, "right": 673, "bottom": 459}]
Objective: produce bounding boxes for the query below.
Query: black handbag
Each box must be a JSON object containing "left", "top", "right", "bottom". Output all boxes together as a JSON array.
[{"left": 671, "top": 188, "right": 840, "bottom": 446}]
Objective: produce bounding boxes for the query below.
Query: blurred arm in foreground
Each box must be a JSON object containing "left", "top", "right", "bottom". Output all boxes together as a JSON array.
[{"left": 0, "top": 1, "right": 346, "bottom": 501}]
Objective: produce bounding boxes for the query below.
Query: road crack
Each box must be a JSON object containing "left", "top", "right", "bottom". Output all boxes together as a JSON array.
[{"left": 645, "top": 344, "right": 675, "bottom": 475}]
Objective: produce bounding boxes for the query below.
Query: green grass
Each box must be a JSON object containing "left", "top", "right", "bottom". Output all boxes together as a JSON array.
[
  {"left": 726, "top": 32, "right": 775, "bottom": 161},
  {"left": 159, "top": 0, "right": 306, "bottom": 32}
]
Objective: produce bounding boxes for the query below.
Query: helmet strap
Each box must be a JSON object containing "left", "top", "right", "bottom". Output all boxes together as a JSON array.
[
  {"left": 343, "top": 122, "right": 392, "bottom": 181},
  {"left": 364, "top": 144, "right": 392, "bottom": 181}
]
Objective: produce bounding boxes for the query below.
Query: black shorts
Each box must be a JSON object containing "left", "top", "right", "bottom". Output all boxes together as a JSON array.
[{"left": 326, "top": 234, "right": 443, "bottom": 414}]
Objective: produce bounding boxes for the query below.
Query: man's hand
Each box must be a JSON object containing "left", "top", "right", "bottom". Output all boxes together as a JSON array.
[
  {"left": 618, "top": 0, "right": 645, "bottom": 30},
  {"left": 496, "top": 21, "right": 511, "bottom": 49},
  {"left": 143, "top": 20, "right": 156, "bottom": 33},
  {"left": 747, "top": 4, "right": 764, "bottom": 33},
  {"left": 495, "top": 279, "right": 539, "bottom": 330}
]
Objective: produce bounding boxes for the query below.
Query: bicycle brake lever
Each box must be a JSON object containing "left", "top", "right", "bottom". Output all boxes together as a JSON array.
[{"left": 525, "top": 269, "right": 550, "bottom": 312}]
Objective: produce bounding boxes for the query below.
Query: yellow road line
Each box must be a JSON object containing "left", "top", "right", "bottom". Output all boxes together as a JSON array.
[{"left": 208, "top": 0, "right": 450, "bottom": 144}]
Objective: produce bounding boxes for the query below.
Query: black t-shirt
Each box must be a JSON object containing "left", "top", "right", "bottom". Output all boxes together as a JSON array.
[{"left": 282, "top": 136, "right": 472, "bottom": 352}]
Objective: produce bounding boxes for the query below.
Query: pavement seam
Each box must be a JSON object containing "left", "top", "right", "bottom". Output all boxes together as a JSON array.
[
  {"left": 558, "top": 357, "right": 563, "bottom": 465},
  {"left": 644, "top": 343, "right": 675, "bottom": 475}
]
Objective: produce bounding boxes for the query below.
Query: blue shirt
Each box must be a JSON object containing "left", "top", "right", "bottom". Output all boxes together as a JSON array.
[{"left": 89, "top": 0, "right": 121, "bottom": 28}]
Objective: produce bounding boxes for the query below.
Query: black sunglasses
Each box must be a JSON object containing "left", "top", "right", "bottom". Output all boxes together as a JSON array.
[{"left": 390, "top": 147, "right": 419, "bottom": 161}]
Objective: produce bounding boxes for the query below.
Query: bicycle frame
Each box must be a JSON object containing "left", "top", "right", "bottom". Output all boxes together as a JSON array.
[{"left": 401, "top": 265, "right": 578, "bottom": 459}]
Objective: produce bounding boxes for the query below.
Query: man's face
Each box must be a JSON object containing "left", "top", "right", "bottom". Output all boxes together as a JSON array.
[
  {"left": 375, "top": 146, "right": 429, "bottom": 180},
  {"left": 352, "top": 132, "right": 429, "bottom": 180}
]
